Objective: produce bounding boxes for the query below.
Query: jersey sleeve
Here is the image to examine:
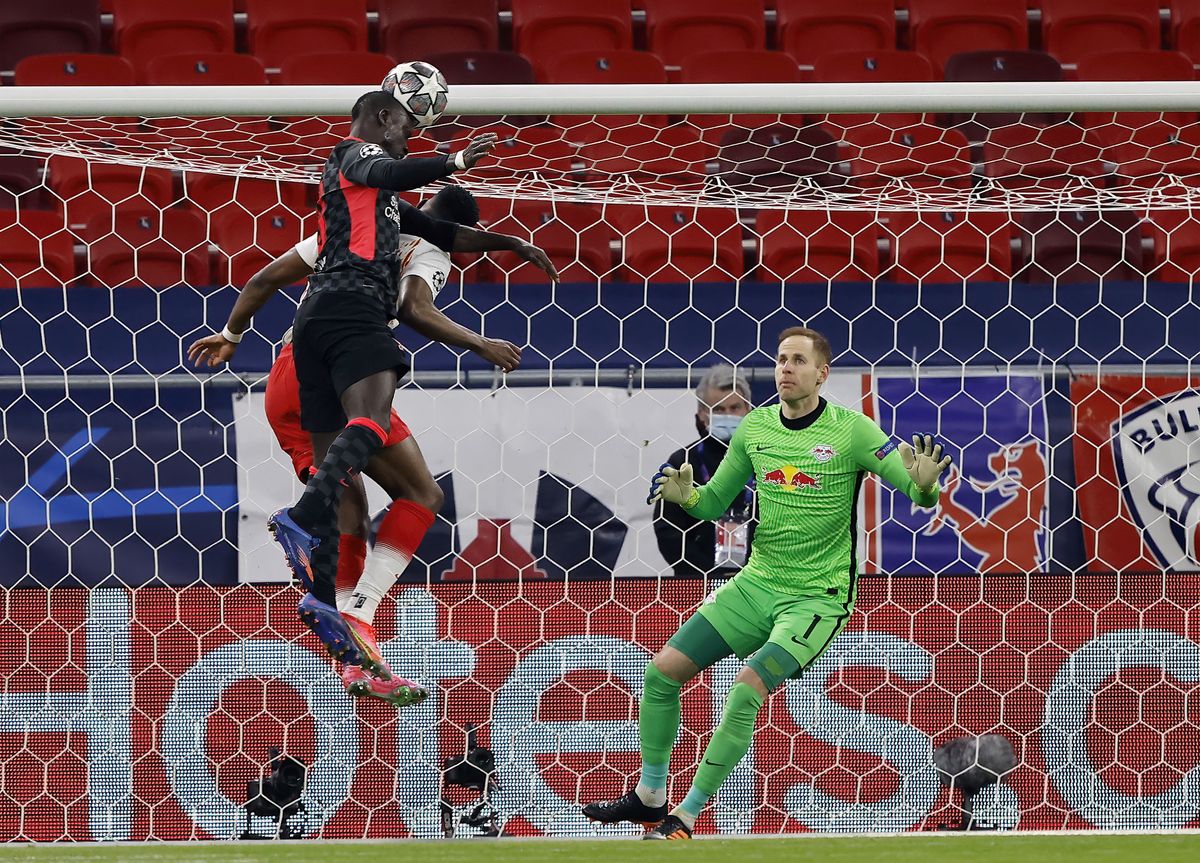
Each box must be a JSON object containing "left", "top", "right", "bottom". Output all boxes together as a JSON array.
[
  {"left": 394, "top": 203, "right": 458, "bottom": 253},
  {"left": 402, "top": 240, "right": 453, "bottom": 301},
  {"left": 683, "top": 421, "right": 754, "bottom": 520},
  {"left": 293, "top": 234, "right": 319, "bottom": 268},
  {"left": 337, "top": 141, "right": 454, "bottom": 191},
  {"left": 851, "top": 412, "right": 940, "bottom": 508}
]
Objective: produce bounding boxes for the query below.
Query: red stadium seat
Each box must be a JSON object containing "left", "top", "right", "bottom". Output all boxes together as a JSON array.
[
  {"left": 544, "top": 50, "right": 668, "bottom": 84},
  {"left": 213, "top": 206, "right": 314, "bottom": 285},
  {"left": 983, "top": 122, "right": 1106, "bottom": 192},
  {"left": 0, "top": 155, "right": 46, "bottom": 210},
  {"left": 379, "top": 0, "right": 498, "bottom": 59},
  {"left": 142, "top": 52, "right": 267, "bottom": 85},
  {"left": 756, "top": 210, "right": 880, "bottom": 281},
  {"left": 843, "top": 124, "right": 973, "bottom": 190},
  {"left": 680, "top": 51, "right": 805, "bottom": 139},
  {"left": 776, "top": 0, "right": 895, "bottom": 67},
  {"left": 580, "top": 124, "right": 713, "bottom": 184},
  {"left": 0, "top": 0, "right": 100, "bottom": 73},
  {"left": 1075, "top": 51, "right": 1195, "bottom": 131},
  {"left": 1041, "top": 0, "right": 1160, "bottom": 67},
  {"left": 908, "top": 0, "right": 1028, "bottom": 77},
  {"left": 277, "top": 52, "right": 394, "bottom": 84},
  {"left": 112, "top": 0, "right": 234, "bottom": 74},
  {"left": 245, "top": 0, "right": 367, "bottom": 69},
  {"left": 614, "top": 204, "right": 744, "bottom": 283},
  {"left": 14, "top": 53, "right": 135, "bottom": 86},
  {"left": 87, "top": 209, "right": 210, "bottom": 288},
  {"left": 718, "top": 124, "right": 843, "bottom": 190},
  {"left": 1093, "top": 122, "right": 1200, "bottom": 187},
  {"left": 512, "top": 0, "right": 632, "bottom": 79},
  {"left": 1173, "top": 0, "right": 1200, "bottom": 63},
  {"left": 0, "top": 211, "right": 76, "bottom": 288},
  {"left": 885, "top": 211, "right": 1012, "bottom": 283},
  {"left": 452, "top": 125, "right": 577, "bottom": 181},
  {"left": 1143, "top": 210, "right": 1200, "bottom": 281},
  {"left": 421, "top": 51, "right": 536, "bottom": 136},
  {"left": 478, "top": 200, "right": 615, "bottom": 283},
  {"left": 183, "top": 173, "right": 308, "bottom": 222},
  {"left": 644, "top": 0, "right": 766, "bottom": 68},
  {"left": 813, "top": 51, "right": 935, "bottom": 129},
  {"left": 47, "top": 156, "right": 175, "bottom": 240},
  {"left": 942, "top": 51, "right": 1064, "bottom": 140},
  {"left": 1017, "top": 209, "right": 1143, "bottom": 282}
]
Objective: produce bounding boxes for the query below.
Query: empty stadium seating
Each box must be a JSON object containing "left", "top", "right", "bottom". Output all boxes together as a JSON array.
[
  {"left": 908, "top": 0, "right": 1029, "bottom": 77},
  {"left": 512, "top": 0, "right": 633, "bottom": 79},
  {"left": 142, "top": 52, "right": 268, "bottom": 85},
  {"left": 277, "top": 52, "right": 394, "bottom": 85},
  {"left": 1142, "top": 209, "right": 1200, "bottom": 281},
  {"left": 0, "top": 0, "right": 100, "bottom": 73},
  {"left": 1041, "top": 0, "right": 1161, "bottom": 67},
  {"left": 1075, "top": 51, "right": 1196, "bottom": 131},
  {"left": 1017, "top": 209, "right": 1144, "bottom": 282},
  {"left": 48, "top": 156, "right": 175, "bottom": 239},
  {"left": 844, "top": 124, "right": 973, "bottom": 189},
  {"left": 580, "top": 124, "right": 713, "bottom": 184},
  {"left": 612, "top": 204, "right": 745, "bottom": 283},
  {"left": 941, "top": 50, "right": 1065, "bottom": 140},
  {"left": 718, "top": 124, "right": 843, "bottom": 190},
  {"left": 87, "top": 209, "right": 209, "bottom": 288},
  {"left": 14, "top": 53, "right": 135, "bottom": 86},
  {"left": 112, "top": 0, "right": 234, "bottom": 76},
  {"left": 813, "top": 51, "right": 936, "bottom": 129},
  {"left": 1092, "top": 122, "right": 1200, "bottom": 186},
  {"left": 479, "top": 199, "right": 616, "bottom": 283},
  {"left": 378, "top": 0, "right": 499, "bottom": 60},
  {"left": 756, "top": 209, "right": 880, "bottom": 281},
  {"left": 543, "top": 50, "right": 669, "bottom": 85},
  {"left": 0, "top": 210, "right": 76, "bottom": 288},
  {"left": 983, "top": 122, "right": 1107, "bottom": 192},
  {"left": 245, "top": 0, "right": 367, "bottom": 69},
  {"left": 776, "top": 0, "right": 895, "bottom": 67},
  {"left": 644, "top": 0, "right": 766, "bottom": 67},
  {"left": 1172, "top": 0, "right": 1200, "bottom": 62},
  {"left": 0, "top": 156, "right": 45, "bottom": 210},
  {"left": 886, "top": 211, "right": 1013, "bottom": 282},
  {"left": 213, "top": 206, "right": 314, "bottom": 285}
]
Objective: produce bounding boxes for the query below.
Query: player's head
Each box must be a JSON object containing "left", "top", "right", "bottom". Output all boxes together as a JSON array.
[
  {"left": 775, "top": 326, "right": 831, "bottom": 403},
  {"left": 350, "top": 90, "right": 417, "bottom": 158},
  {"left": 420, "top": 185, "right": 480, "bottom": 226},
  {"left": 694, "top": 363, "right": 751, "bottom": 442}
]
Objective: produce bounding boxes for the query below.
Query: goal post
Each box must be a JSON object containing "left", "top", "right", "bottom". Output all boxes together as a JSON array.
[{"left": 0, "top": 83, "right": 1199, "bottom": 840}]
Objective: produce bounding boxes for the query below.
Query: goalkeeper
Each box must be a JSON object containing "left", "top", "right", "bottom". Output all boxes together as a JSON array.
[{"left": 582, "top": 326, "right": 951, "bottom": 840}]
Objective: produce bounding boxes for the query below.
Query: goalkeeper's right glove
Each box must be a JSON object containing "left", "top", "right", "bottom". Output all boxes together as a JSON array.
[{"left": 647, "top": 462, "right": 699, "bottom": 507}]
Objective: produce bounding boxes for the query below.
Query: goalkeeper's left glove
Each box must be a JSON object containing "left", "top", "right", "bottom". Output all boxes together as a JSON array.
[{"left": 898, "top": 434, "right": 952, "bottom": 493}]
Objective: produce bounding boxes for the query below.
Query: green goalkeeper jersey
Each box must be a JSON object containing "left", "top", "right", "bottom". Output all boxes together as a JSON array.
[{"left": 683, "top": 398, "right": 939, "bottom": 596}]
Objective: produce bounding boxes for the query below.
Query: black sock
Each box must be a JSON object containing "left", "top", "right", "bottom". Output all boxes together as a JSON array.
[
  {"left": 308, "top": 520, "right": 339, "bottom": 606},
  {"left": 289, "top": 421, "right": 384, "bottom": 531}
]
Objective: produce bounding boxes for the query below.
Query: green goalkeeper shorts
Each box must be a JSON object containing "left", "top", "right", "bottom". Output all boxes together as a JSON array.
[{"left": 667, "top": 574, "right": 852, "bottom": 690}]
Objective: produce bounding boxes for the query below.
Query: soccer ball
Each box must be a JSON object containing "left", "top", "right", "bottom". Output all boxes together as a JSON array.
[{"left": 381, "top": 61, "right": 449, "bottom": 129}]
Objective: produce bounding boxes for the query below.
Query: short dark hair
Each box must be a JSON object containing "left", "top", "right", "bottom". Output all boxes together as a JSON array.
[
  {"left": 351, "top": 89, "right": 402, "bottom": 122},
  {"left": 777, "top": 326, "right": 832, "bottom": 365},
  {"left": 427, "top": 185, "right": 480, "bottom": 226}
]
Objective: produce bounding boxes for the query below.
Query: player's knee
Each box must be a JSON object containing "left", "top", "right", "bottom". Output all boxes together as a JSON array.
[
  {"left": 651, "top": 647, "right": 698, "bottom": 684},
  {"left": 734, "top": 665, "right": 770, "bottom": 699},
  {"left": 415, "top": 480, "right": 444, "bottom": 515}
]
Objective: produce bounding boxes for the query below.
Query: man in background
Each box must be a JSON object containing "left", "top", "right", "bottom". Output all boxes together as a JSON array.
[{"left": 652, "top": 364, "right": 756, "bottom": 580}]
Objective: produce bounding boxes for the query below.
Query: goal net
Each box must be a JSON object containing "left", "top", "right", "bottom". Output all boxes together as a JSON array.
[{"left": 0, "top": 83, "right": 1198, "bottom": 841}]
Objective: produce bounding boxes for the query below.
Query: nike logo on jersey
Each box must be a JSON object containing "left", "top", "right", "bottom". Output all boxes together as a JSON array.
[
  {"left": 703, "top": 759, "right": 727, "bottom": 767},
  {"left": 755, "top": 444, "right": 771, "bottom": 452}
]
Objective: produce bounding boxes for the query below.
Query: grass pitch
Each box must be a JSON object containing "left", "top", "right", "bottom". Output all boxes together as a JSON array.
[{"left": 3, "top": 834, "right": 1199, "bottom": 863}]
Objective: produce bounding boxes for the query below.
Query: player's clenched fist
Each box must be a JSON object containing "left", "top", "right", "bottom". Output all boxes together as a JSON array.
[
  {"left": 898, "top": 434, "right": 952, "bottom": 493},
  {"left": 647, "top": 462, "right": 697, "bottom": 506}
]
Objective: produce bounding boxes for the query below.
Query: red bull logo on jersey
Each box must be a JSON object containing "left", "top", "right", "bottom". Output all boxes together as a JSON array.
[
  {"left": 922, "top": 439, "right": 1047, "bottom": 573},
  {"left": 761, "top": 465, "right": 822, "bottom": 491}
]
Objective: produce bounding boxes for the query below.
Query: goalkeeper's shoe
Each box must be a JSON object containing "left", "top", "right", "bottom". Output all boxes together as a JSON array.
[
  {"left": 582, "top": 791, "right": 667, "bottom": 828},
  {"left": 267, "top": 508, "right": 318, "bottom": 592},
  {"left": 642, "top": 815, "right": 692, "bottom": 841},
  {"left": 341, "top": 665, "right": 429, "bottom": 708},
  {"left": 298, "top": 593, "right": 363, "bottom": 665},
  {"left": 340, "top": 612, "right": 391, "bottom": 680}
]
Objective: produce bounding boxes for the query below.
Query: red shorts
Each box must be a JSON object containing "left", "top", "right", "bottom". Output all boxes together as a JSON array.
[{"left": 265, "top": 343, "right": 411, "bottom": 480}]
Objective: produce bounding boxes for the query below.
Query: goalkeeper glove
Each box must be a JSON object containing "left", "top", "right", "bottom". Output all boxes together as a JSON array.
[
  {"left": 647, "top": 462, "right": 699, "bottom": 507},
  {"left": 898, "top": 434, "right": 953, "bottom": 493}
]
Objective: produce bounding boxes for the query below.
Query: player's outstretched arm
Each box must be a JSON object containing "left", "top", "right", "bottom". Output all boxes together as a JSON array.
[
  {"left": 853, "top": 413, "right": 950, "bottom": 508},
  {"left": 647, "top": 423, "right": 753, "bottom": 519},
  {"left": 451, "top": 227, "right": 560, "bottom": 283},
  {"left": 186, "top": 245, "right": 314, "bottom": 369},
  {"left": 395, "top": 274, "right": 521, "bottom": 372},
  {"left": 341, "top": 133, "right": 498, "bottom": 192}
]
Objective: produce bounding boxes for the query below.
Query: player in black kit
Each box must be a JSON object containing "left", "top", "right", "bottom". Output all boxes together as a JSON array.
[{"left": 269, "top": 90, "right": 558, "bottom": 671}]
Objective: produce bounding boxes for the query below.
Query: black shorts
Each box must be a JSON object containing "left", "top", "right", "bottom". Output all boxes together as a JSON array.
[{"left": 291, "top": 291, "right": 410, "bottom": 433}]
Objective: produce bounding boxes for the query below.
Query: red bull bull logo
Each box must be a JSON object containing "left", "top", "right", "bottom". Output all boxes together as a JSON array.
[{"left": 761, "top": 465, "right": 822, "bottom": 491}]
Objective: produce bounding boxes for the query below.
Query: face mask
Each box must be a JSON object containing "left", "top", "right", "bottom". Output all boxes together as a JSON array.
[{"left": 708, "top": 414, "right": 742, "bottom": 442}]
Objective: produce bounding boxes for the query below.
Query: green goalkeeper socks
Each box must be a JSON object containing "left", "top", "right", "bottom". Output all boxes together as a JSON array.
[
  {"left": 636, "top": 664, "right": 683, "bottom": 806},
  {"left": 675, "top": 681, "right": 765, "bottom": 825}
]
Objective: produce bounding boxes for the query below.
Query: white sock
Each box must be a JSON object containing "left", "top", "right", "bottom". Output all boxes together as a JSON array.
[
  {"left": 337, "top": 545, "right": 411, "bottom": 625},
  {"left": 671, "top": 806, "right": 697, "bottom": 830},
  {"left": 635, "top": 782, "right": 667, "bottom": 808}
]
